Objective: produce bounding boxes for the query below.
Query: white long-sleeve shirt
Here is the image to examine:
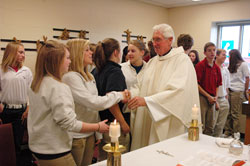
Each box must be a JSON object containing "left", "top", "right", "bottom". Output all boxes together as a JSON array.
[
  {"left": 121, "top": 61, "right": 147, "bottom": 134},
  {"left": 218, "top": 65, "right": 230, "bottom": 97},
  {"left": 28, "top": 76, "right": 82, "bottom": 154},
  {"left": 121, "top": 61, "right": 147, "bottom": 90},
  {"left": 0, "top": 66, "right": 32, "bottom": 104},
  {"left": 62, "top": 71, "right": 123, "bottom": 139}
]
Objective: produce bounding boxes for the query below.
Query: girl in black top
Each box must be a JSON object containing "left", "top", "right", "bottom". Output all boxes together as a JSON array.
[
  {"left": 93, "top": 38, "right": 130, "bottom": 133},
  {"left": 93, "top": 38, "right": 131, "bottom": 159}
]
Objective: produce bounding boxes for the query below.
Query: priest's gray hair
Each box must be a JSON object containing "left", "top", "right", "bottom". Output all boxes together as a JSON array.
[{"left": 153, "top": 24, "right": 175, "bottom": 45}]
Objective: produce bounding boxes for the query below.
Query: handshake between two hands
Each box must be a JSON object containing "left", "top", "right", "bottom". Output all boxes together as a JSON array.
[
  {"left": 99, "top": 89, "right": 147, "bottom": 134},
  {"left": 121, "top": 89, "right": 146, "bottom": 109}
]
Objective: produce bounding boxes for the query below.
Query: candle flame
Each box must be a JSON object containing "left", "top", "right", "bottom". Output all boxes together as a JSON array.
[
  {"left": 114, "top": 119, "right": 117, "bottom": 124},
  {"left": 194, "top": 104, "right": 197, "bottom": 107}
]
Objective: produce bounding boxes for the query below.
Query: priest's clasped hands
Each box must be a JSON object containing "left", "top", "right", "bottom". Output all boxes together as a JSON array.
[
  {"left": 121, "top": 89, "right": 147, "bottom": 109},
  {"left": 128, "top": 96, "right": 146, "bottom": 109}
]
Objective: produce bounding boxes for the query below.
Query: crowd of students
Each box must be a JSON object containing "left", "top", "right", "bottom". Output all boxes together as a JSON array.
[
  {"left": 177, "top": 35, "right": 249, "bottom": 138},
  {"left": 0, "top": 23, "right": 249, "bottom": 166}
]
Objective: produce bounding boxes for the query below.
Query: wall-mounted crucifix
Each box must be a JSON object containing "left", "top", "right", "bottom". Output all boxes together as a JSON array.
[
  {"left": 53, "top": 28, "right": 89, "bottom": 40},
  {"left": 59, "top": 28, "right": 70, "bottom": 40},
  {"left": 124, "top": 29, "right": 132, "bottom": 43},
  {"left": 36, "top": 36, "right": 48, "bottom": 51},
  {"left": 122, "top": 29, "right": 146, "bottom": 44}
]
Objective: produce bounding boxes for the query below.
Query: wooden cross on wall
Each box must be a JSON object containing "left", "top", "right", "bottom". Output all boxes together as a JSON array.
[{"left": 124, "top": 29, "right": 132, "bottom": 43}]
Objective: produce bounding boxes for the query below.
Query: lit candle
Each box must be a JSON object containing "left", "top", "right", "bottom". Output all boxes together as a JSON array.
[
  {"left": 191, "top": 104, "right": 199, "bottom": 120},
  {"left": 109, "top": 119, "right": 121, "bottom": 143}
]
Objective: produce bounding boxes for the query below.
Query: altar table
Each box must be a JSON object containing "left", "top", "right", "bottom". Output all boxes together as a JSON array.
[{"left": 91, "top": 133, "right": 249, "bottom": 166}]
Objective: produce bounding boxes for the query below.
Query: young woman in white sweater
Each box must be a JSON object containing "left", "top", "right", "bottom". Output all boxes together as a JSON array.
[
  {"left": 28, "top": 40, "right": 109, "bottom": 166},
  {"left": 62, "top": 39, "right": 130, "bottom": 166}
]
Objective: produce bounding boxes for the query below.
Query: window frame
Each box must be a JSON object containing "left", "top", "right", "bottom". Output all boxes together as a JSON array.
[{"left": 217, "top": 20, "right": 250, "bottom": 59}]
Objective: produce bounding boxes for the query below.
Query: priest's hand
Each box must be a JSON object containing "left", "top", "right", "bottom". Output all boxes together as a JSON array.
[{"left": 128, "top": 96, "right": 146, "bottom": 109}]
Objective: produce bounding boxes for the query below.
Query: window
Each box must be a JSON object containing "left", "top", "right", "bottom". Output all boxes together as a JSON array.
[
  {"left": 242, "top": 25, "right": 250, "bottom": 60},
  {"left": 217, "top": 21, "right": 250, "bottom": 63}
]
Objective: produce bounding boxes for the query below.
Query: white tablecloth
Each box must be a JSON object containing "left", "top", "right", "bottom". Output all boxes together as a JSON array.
[{"left": 91, "top": 133, "right": 250, "bottom": 166}]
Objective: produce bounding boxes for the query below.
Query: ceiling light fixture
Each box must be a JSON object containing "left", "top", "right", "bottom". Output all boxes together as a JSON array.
[{"left": 192, "top": 0, "right": 202, "bottom": 2}]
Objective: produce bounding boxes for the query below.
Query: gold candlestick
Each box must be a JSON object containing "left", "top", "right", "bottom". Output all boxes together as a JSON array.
[
  {"left": 188, "top": 119, "right": 199, "bottom": 141},
  {"left": 103, "top": 141, "right": 126, "bottom": 166}
]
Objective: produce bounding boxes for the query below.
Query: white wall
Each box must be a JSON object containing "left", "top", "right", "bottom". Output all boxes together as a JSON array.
[
  {"left": 168, "top": 0, "right": 250, "bottom": 59},
  {"left": 3, "top": 0, "right": 249, "bottom": 71},
  {"left": 0, "top": 0, "right": 168, "bottom": 73}
]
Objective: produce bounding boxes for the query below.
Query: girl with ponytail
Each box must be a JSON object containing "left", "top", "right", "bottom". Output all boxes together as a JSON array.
[{"left": 93, "top": 38, "right": 131, "bottom": 160}]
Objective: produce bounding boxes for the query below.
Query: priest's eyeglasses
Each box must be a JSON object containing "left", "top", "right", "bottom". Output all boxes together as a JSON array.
[{"left": 152, "top": 37, "right": 164, "bottom": 43}]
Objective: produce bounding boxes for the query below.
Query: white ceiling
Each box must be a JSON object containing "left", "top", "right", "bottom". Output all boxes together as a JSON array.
[{"left": 135, "top": 0, "right": 232, "bottom": 8}]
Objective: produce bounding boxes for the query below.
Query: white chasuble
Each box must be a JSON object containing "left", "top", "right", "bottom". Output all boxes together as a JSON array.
[{"left": 130, "top": 47, "right": 200, "bottom": 151}]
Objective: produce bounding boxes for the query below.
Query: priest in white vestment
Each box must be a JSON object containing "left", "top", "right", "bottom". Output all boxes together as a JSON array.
[{"left": 128, "top": 24, "right": 201, "bottom": 151}]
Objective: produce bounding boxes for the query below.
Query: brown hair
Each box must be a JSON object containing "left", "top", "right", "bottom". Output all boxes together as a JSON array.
[
  {"left": 31, "top": 40, "right": 68, "bottom": 92},
  {"left": 188, "top": 50, "right": 200, "bottom": 65},
  {"left": 129, "top": 40, "right": 146, "bottom": 52},
  {"left": 228, "top": 49, "right": 244, "bottom": 73},
  {"left": 1, "top": 42, "right": 24, "bottom": 72},
  {"left": 147, "top": 40, "right": 157, "bottom": 58},
  {"left": 216, "top": 49, "right": 226, "bottom": 56},
  {"left": 122, "top": 46, "right": 128, "bottom": 63},
  {"left": 144, "top": 49, "right": 149, "bottom": 56},
  {"left": 204, "top": 42, "right": 216, "bottom": 52},
  {"left": 66, "top": 39, "right": 93, "bottom": 81},
  {"left": 93, "top": 38, "right": 120, "bottom": 72},
  {"left": 177, "top": 34, "right": 194, "bottom": 51},
  {"left": 89, "top": 43, "right": 97, "bottom": 53}
]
